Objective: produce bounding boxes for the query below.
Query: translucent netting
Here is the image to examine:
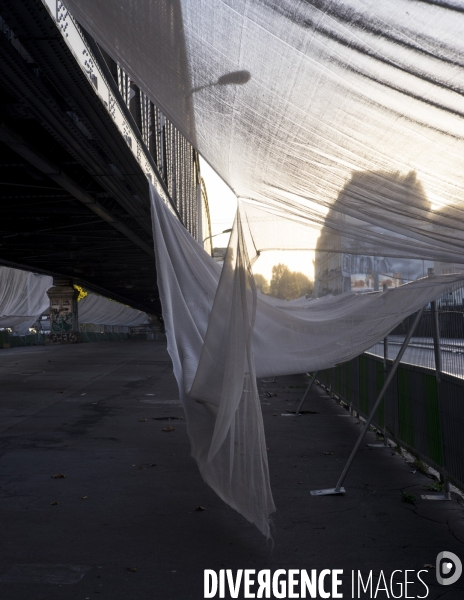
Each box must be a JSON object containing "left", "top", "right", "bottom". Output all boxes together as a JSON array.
[
  {"left": 0, "top": 267, "right": 148, "bottom": 330},
  {"left": 63, "top": 0, "right": 464, "bottom": 535},
  {"left": 0, "top": 267, "right": 52, "bottom": 334},
  {"left": 78, "top": 294, "right": 149, "bottom": 326},
  {"left": 150, "top": 185, "right": 464, "bottom": 536},
  {"left": 65, "top": 0, "right": 464, "bottom": 262}
]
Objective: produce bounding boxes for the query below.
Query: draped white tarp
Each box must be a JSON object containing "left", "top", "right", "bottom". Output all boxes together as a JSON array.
[
  {"left": 78, "top": 293, "right": 149, "bottom": 326},
  {"left": 150, "top": 184, "right": 464, "bottom": 536},
  {"left": 64, "top": 0, "right": 464, "bottom": 267},
  {"left": 61, "top": 0, "right": 464, "bottom": 534},
  {"left": 0, "top": 266, "right": 52, "bottom": 334}
]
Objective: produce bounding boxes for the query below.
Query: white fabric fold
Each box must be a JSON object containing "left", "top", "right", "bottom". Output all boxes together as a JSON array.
[
  {"left": 151, "top": 184, "right": 275, "bottom": 537},
  {"left": 78, "top": 293, "right": 149, "bottom": 326},
  {"left": 150, "top": 183, "right": 464, "bottom": 536},
  {"left": 0, "top": 267, "right": 52, "bottom": 334}
]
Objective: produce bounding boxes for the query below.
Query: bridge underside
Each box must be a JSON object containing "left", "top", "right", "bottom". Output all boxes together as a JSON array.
[{"left": 0, "top": 0, "right": 176, "bottom": 314}]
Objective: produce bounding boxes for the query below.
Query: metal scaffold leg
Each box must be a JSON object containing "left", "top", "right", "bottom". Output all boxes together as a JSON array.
[
  {"left": 295, "top": 372, "right": 318, "bottom": 416},
  {"left": 310, "top": 307, "right": 425, "bottom": 497},
  {"left": 367, "top": 336, "right": 390, "bottom": 448}
]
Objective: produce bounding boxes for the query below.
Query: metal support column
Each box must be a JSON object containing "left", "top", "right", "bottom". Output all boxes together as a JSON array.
[
  {"left": 367, "top": 335, "right": 390, "bottom": 448},
  {"left": 295, "top": 372, "right": 318, "bottom": 415},
  {"left": 310, "top": 307, "right": 425, "bottom": 496},
  {"left": 431, "top": 300, "right": 442, "bottom": 383}
]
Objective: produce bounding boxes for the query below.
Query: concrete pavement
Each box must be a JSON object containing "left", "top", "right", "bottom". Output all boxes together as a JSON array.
[{"left": 0, "top": 341, "right": 463, "bottom": 599}]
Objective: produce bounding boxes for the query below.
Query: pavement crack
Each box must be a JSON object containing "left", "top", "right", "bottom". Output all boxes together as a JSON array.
[
  {"left": 447, "top": 519, "right": 464, "bottom": 545},
  {"left": 410, "top": 509, "right": 444, "bottom": 524}
]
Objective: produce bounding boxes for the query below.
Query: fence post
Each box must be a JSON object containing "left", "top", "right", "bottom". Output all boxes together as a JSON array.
[{"left": 423, "top": 298, "right": 451, "bottom": 500}]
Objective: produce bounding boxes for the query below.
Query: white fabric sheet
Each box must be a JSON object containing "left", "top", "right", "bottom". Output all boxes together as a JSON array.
[
  {"left": 78, "top": 293, "right": 149, "bottom": 326},
  {"left": 64, "top": 0, "right": 464, "bottom": 267},
  {"left": 150, "top": 183, "right": 464, "bottom": 536},
  {"left": 59, "top": 0, "right": 464, "bottom": 534},
  {"left": 0, "top": 267, "right": 52, "bottom": 334}
]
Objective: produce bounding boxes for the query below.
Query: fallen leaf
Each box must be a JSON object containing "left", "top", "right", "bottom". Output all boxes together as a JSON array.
[
  {"left": 162, "top": 426, "right": 175, "bottom": 432},
  {"left": 195, "top": 506, "right": 206, "bottom": 511},
  {"left": 50, "top": 501, "right": 58, "bottom": 505},
  {"left": 149, "top": 463, "right": 157, "bottom": 467},
  {"left": 272, "top": 413, "right": 277, "bottom": 416},
  {"left": 82, "top": 496, "right": 88, "bottom": 499},
  {"left": 127, "top": 567, "right": 138, "bottom": 572},
  {"left": 139, "top": 419, "right": 148, "bottom": 422},
  {"left": 51, "top": 474, "right": 66, "bottom": 479}
]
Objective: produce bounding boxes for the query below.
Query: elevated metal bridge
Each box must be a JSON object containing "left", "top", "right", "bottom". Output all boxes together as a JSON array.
[{"left": 0, "top": 0, "right": 204, "bottom": 314}]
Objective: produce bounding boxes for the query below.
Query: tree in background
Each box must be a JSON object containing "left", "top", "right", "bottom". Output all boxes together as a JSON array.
[
  {"left": 268, "top": 264, "right": 313, "bottom": 300},
  {"left": 253, "top": 273, "right": 269, "bottom": 294}
]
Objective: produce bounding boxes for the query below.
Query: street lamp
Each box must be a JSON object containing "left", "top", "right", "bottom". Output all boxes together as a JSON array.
[{"left": 203, "top": 228, "right": 232, "bottom": 244}]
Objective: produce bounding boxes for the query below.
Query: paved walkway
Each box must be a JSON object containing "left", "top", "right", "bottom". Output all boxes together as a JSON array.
[{"left": 0, "top": 341, "right": 463, "bottom": 599}]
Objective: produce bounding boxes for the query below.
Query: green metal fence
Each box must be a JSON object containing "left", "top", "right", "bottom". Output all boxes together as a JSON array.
[
  {"left": 1, "top": 333, "right": 42, "bottom": 347},
  {"left": 0, "top": 330, "right": 160, "bottom": 347},
  {"left": 80, "top": 331, "right": 131, "bottom": 342},
  {"left": 317, "top": 354, "right": 464, "bottom": 491}
]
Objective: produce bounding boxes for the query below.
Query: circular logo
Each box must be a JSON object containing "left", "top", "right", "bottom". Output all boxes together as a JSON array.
[{"left": 436, "top": 551, "right": 462, "bottom": 586}]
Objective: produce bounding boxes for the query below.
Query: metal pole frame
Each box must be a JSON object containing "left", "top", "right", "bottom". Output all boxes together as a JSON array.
[
  {"left": 422, "top": 300, "right": 451, "bottom": 501},
  {"left": 295, "top": 372, "right": 319, "bottom": 415},
  {"left": 310, "top": 306, "right": 425, "bottom": 496},
  {"left": 367, "top": 337, "right": 390, "bottom": 448}
]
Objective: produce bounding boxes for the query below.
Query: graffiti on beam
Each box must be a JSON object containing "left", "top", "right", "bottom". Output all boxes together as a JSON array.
[{"left": 49, "top": 332, "right": 79, "bottom": 344}]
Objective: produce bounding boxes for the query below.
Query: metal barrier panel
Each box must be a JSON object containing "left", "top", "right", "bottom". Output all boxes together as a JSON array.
[
  {"left": 440, "top": 376, "right": 464, "bottom": 487},
  {"left": 317, "top": 354, "right": 464, "bottom": 491}
]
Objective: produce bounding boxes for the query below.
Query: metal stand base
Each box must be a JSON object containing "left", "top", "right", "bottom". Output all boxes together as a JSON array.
[
  {"left": 421, "top": 493, "right": 451, "bottom": 501},
  {"left": 310, "top": 487, "right": 346, "bottom": 496},
  {"left": 421, "top": 481, "right": 451, "bottom": 501}
]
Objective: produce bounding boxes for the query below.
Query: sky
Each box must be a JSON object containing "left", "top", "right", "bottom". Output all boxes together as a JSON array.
[{"left": 200, "top": 158, "right": 315, "bottom": 281}]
